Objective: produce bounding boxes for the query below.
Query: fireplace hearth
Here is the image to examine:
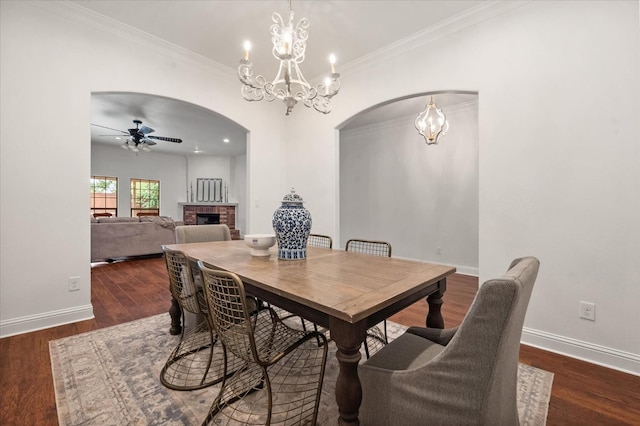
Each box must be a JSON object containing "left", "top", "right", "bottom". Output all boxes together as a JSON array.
[{"left": 180, "top": 203, "right": 239, "bottom": 239}]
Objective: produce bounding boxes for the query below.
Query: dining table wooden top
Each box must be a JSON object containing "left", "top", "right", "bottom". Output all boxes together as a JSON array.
[{"left": 164, "top": 239, "right": 455, "bottom": 325}]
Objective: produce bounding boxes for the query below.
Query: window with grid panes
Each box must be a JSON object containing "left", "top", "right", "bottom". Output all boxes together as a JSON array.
[
  {"left": 90, "top": 176, "right": 118, "bottom": 217},
  {"left": 130, "top": 178, "right": 160, "bottom": 217}
]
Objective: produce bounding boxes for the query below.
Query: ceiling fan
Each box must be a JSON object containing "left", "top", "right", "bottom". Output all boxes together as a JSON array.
[{"left": 92, "top": 119, "right": 182, "bottom": 152}]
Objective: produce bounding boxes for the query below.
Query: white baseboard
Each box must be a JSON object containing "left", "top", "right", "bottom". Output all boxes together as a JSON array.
[
  {"left": 522, "top": 327, "right": 640, "bottom": 377},
  {"left": 394, "top": 255, "right": 479, "bottom": 278},
  {"left": 452, "top": 265, "right": 479, "bottom": 277},
  {"left": 0, "top": 305, "right": 94, "bottom": 338}
]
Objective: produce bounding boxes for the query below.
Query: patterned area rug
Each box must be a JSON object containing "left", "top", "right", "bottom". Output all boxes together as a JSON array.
[{"left": 50, "top": 314, "right": 553, "bottom": 425}]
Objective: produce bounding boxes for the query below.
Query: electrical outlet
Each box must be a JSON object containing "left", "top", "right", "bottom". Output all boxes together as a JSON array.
[
  {"left": 68, "top": 276, "right": 80, "bottom": 292},
  {"left": 579, "top": 301, "right": 595, "bottom": 321}
]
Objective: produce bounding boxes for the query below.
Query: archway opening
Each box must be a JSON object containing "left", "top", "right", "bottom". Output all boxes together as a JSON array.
[{"left": 338, "top": 91, "right": 479, "bottom": 275}]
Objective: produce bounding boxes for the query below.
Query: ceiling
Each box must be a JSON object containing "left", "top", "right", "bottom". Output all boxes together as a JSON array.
[
  {"left": 91, "top": 93, "right": 248, "bottom": 157},
  {"left": 79, "top": 0, "right": 486, "bottom": 155}
]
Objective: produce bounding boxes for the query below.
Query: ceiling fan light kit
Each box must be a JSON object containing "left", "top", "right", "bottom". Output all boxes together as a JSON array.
[
  {"left": 238, "top": 0, "right": 340, "bottom": 115},
  {"left": 92, "top": 119, "right": 183, "bottom": 154}
]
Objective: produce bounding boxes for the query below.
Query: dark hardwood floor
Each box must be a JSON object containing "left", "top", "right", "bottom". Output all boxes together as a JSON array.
[{"left": 1, "top": 256, "right": 638, "bottom": 425}]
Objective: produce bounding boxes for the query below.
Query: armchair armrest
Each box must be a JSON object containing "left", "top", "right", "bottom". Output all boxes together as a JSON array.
[{"left": 406, "top": 326, "right": 458, "bottom": 346}]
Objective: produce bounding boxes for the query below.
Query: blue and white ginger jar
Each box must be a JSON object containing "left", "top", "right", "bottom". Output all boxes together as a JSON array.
[{"left": 272, "top": 188, "right": 312, "bottom": 260}]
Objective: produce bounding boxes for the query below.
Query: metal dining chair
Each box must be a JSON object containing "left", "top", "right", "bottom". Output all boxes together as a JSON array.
[
  {"left": 308, "top": 233, "right": 333, "bottom": 249},
  {"left": 169, "top": 224, "right": 259, "bottom": 335},
  {"left": 198, "top": 261, "right": 328, "bottom": 426},
  {"left": 345, "top": 238, "right": 392, "bottom": 358},
  {"left": 345, "top": 238, "right": 391, "bottom": 257},
  {"left": 160, "top": 248, "right": 245, "bottom": 391}
]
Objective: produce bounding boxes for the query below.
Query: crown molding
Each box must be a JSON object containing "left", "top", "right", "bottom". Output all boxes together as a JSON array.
[
  {"left": 35, "top": 1, "right": 236, "bottom": 81},
  {"left": 33, "top": 1, "right": 530, "bottom": 84},
  {"left": 341, "top": 113, "right": 416, "bottom": 138},
  {"left": 338, "top": 1, "right": 532, "bottom": 76}
]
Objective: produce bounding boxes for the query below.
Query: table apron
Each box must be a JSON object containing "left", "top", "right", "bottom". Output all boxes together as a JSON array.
[
  {"left": 243, "top": 278, "right": 447, "bottom": 330},
  {"left": 365, "top": 279, "right": 445, "bottom": 328},
  {"left": 244, "top": 282, "right": 331, "bottom": 329}
]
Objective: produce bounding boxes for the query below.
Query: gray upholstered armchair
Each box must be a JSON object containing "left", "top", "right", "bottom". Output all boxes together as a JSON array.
[
  {"left": 175, "top": 224, "right": 231, "bottom": 243},
  {"left": 359, "top": 256, "right": 540, "bottom": 425},
  {"left": 174, "top": 224, "right": 232, "bottom": 287}
]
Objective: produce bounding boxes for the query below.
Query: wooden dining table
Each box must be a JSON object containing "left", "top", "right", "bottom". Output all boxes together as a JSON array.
[{"left": 164, "top": 239, "right": 455, "bottom": 426}]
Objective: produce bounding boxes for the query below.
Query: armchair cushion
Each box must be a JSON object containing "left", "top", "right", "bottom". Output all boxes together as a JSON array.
[
  {"left": 175, "top": 224, "right": 231, "bottom": 244},
  {"left": 362, "top": 332, "right": 445, "bottom": 370},
  {"left": 406, "top": 326, "right": 458, "bottom": 346}
]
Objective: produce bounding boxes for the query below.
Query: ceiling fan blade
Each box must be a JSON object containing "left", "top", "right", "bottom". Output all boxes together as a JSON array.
[
  {"left": 141, "top": 138, "right": 157, "bottom": 146},
  {"left": 91, "top": 123, "right": 128, "bottom": 134},
  {"left": 139, "top": 125, "right": 155, "bottom": 135},
  {"left": 148, "top": 135, "right": 182, "bottom": 143}
]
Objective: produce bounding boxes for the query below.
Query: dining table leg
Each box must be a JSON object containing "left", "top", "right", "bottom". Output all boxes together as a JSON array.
[
  {"left": 169, "top": 296, "right": 182, "bottom": 335},
  {"left": 330, "top": 318, "right": 368, "bottom": 426},
  {"left": 426, "top": 278, "right": 447, "bottom": 329}
]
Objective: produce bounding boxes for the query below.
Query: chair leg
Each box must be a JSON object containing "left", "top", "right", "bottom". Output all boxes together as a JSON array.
[
  {"left": 169, "top": 297, "right": 182, "bottom": 335},
  {"left": 312, "top": 323, "right": 327, "bottom": 347},
  {"left": 160, "top": 319, "right": 219, "bottom": 391},
  {"left": 202, "top": 330, "right": 327, "bottom": 425},
  {"left": 383, "top": 319, "right": 389, "bottom": 344},
  {"left": 364, "top": 340, "right": 371, "bottom": 359},
  {"left": 203, "top": 364, "right": 270, "bottom": 426},
  {"left": 363, "top": 324, "right": 388, "bottom": 359}
]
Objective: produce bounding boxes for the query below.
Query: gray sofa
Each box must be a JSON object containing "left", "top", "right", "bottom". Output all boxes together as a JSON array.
[{"left": 91, "top": 216, "right": 182, "bottom": 262}]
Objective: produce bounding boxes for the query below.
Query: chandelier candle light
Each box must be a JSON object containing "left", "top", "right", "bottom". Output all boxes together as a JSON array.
[
  {"left": 238, "top": 0, "right": 340, "bottom": 115},
  {"left": 415, "top": 96, "right": 450, "bottom": 145}
]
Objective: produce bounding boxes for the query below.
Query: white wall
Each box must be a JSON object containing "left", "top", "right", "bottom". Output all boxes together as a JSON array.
[
  {"left": 232, "top": 155, "right": 248, "bottom": 235},
  {"left": 340, "top": 100, "right": 479, "bottom": 274},
  {"left": 92, "top": 143, "right": 186, "bottom": 219},
  {"left": 187, "top": 156, "right": 228, "bottom": 200},
  {"left": 285, "top": 1, "right": 640, "bottom": 374},
  {"left": 0, "top": 1, "right": 287, "bottom": 337}
]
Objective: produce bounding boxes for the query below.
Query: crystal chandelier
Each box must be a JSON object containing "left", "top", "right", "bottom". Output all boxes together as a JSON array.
[
  {"left": 415, "top": 96, "right": 449, "bottom": 145},
  {"left": 238, "top": 0, "right": 340, "bottom": 116}
]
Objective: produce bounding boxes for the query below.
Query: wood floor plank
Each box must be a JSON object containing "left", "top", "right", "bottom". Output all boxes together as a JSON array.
[{"left": 1, "top": 256, "right": 638, "bottom": 425}]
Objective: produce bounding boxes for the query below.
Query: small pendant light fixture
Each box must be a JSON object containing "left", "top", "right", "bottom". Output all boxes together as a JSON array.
[{"left": 415, "top": 96, "right": 449, "bottom": 145}]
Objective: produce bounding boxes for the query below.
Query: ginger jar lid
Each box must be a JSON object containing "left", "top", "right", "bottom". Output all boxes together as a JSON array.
[{"left": 281, "top": 188, "right": 304, "bottom": 204}]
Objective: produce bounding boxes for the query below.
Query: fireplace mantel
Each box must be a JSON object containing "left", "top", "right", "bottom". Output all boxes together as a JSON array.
[
  {"left": 179, "top": 203, "right": 240, "bottom": 239},
  {"left": 178, "top": 203, "right": 238, "bottom": 207}
]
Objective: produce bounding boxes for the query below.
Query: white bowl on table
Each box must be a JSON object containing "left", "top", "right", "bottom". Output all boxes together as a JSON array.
[{"left": 244, "top": 234, "right": 276, "bottom": 257}]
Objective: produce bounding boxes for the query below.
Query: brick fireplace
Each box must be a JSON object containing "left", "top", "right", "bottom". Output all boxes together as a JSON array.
[{"left": 180, "top": 203, "right": 240, "bottom": 239}]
